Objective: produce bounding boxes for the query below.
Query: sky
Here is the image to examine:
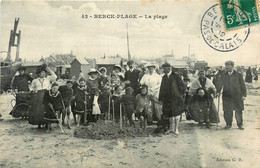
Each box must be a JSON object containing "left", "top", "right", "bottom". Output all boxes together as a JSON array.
[{"left": 1, "top": 0, "right": 260, "bottom": 66}]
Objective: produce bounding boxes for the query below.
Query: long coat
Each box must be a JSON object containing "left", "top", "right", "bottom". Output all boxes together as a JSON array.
[
  {"left": 159, "top": 72, "right": 186, "bottom": 117},
  {"left": 217, "top": 70, "right": 246, "bottom": 111}
]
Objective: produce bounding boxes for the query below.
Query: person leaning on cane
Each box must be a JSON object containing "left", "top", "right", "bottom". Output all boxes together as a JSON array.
[{"left": 216, "top": 61, "right": 246, "bottom": 130}]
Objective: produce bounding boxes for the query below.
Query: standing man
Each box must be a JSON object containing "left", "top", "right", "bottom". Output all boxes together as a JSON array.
[
  {"left": 216, "top": 61, "right": 246, "bottom": 130},
  {"left": 159, "top": 62, "right": 186, "bottom": 135},
  {"left": 12, "top": 66, "right": 33, "bottom": 92},
  {"left": 125, "top": 60, "right": 141, "bottom": 96}
]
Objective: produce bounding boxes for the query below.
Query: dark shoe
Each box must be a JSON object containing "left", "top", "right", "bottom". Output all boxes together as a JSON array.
[
  {"left": 238, "top": 126, "right": 244, "bottom": 130},
  {"left": 206, "top": 123, "right": 211, "bottom": 129},
  {"left": 224, "top": 125, "right": 231, "bottom": 129},
  {"left": 198, "top": 122, "right": 203, "bottom": 126}
]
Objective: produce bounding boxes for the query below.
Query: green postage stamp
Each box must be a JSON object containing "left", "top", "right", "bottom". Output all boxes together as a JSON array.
[{"left": 220, "top": 0, "right": 259, "bottom": 30}]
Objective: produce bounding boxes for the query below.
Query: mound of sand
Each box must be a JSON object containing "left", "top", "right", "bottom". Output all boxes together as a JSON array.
[{"left": 74, "top": 121, "right": 155, "bottom": 140}]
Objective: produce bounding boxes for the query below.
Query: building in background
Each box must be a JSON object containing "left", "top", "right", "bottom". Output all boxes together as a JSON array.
[{"left": 70, "top": 57, "right": 91, "bottom": 80}]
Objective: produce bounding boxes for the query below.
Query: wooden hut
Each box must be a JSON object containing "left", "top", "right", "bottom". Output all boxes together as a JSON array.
[
  {"left": 96, "top": 56, "right": 122, "bottom": 75},
  {"left": 23, "top": 62, "right": 44, "bottom": 78},
  {"left": 70, "top": 57, "right": 91, "bottom": 80}
]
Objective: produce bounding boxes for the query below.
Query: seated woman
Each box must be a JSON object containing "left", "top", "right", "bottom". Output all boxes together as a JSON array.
[
  {"left": 43, "top": 82, "right": 64, "bottom": 133},
  {"left": 189, "top": 70, "right": 219, "bottom": 124},
  {"left": 135, "top": 85, "right": 152, "bottom": 129},
  {"left": 193, "top": 88, "right": 212, "bottom": 128}
]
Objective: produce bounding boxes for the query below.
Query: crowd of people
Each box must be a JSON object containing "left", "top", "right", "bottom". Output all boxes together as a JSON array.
[{"left": 7, "top": 60, "right": 252, "bottom": 134}]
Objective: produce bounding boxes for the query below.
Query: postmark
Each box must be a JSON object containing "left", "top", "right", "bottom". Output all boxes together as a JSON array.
[
  {"left": 220, "top": 0, "right": 259, "bottom": 30},
  {"left": 201, "top": 4, "right": 250, "bottom": 52}
]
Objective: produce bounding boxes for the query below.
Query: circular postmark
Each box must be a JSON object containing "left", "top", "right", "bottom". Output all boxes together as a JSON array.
[{"left": 201, "top": 4, "right": 250, "bottom": 52}]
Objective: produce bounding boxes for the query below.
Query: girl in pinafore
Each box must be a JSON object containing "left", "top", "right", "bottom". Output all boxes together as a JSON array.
[
  {"left": 43, "top": 82, "right": 64, "bottom": 133},
  {"left": 74, "top": 78, "right": 88, "bottom": 127}
]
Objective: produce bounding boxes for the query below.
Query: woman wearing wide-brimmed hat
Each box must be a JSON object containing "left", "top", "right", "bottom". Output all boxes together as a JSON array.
[
  {"left": 111, "top": 65, "right": 124, "bottom": 89},
  {"left": 86, "top": 68, "right": 101, "bottom": 122},
  {"left": 31, "top": 64, "right": 57, "bottom": 92},
  {"left": 140, "top": 63, "right": 162, "bottom": 123},
  {"left": 99, "top": 67, "right": 108, "bottom": 88},
  {"left": 29, "top": 63, "right": 57, "bottom": 128}
]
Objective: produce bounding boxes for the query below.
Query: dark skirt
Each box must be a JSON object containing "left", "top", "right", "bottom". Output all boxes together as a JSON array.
[
  {"left": 245, "top": 74, "right": 252, "bottom": 83},
  {"left": 28, "top": 90, "right": 46, "bottom": 125},
  {"left": 43, "top": 106, "right": 61, "bottom": 123},
  {"left": 188, "top": 96, "right": 220, "bottom": 123}
]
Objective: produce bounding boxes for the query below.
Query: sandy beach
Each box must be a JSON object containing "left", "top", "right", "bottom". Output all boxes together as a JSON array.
[{"left": 0, "top": 83, "right": 259, "bottom": 168}]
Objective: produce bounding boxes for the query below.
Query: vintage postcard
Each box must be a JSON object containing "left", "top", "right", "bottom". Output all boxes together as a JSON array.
[{"left": 0, "top": 0, "right": 259, "bottom": 168}]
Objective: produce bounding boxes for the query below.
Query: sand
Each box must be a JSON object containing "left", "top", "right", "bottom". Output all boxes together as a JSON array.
[{"left": 0, "top": 82, "right": 259, "bottom": 168}]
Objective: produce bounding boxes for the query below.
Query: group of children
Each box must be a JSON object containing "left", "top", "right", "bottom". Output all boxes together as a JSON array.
[
  {"left": 38, "top": 62, "right": 218, "bottom": 134},
  {"left": 42, "top": 66, "right": 156, "bottom": 133}
]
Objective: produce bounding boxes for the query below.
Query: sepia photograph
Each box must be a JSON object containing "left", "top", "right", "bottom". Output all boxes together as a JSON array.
[{"left": 0, "top": 0, "right": 260, "bottom": 167}]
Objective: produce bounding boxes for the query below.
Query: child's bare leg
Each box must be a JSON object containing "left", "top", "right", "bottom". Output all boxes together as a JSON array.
[
  {"left": 140, "top": 116, "right": 144, "bottom": 128},
  {"left": 63, "top": 111, "right": 67, "bottom": 125},
  {"left": 46, "top": 123, "right": 51, "bottom": 133},
  {"left": 77, "top": 114, "right": 81, "bottom": 127},
  {"left": 73, "top": 112, "right": 77, "bottom": 124},
  {"left": 166, "top": 117, "right": 174, "bottom": 133},
  {"left": 144, "top": 117, "right": 147, "bottom": 130},
  {"left": 67, "top": 113, "right": 71, "bottom": 129},
  {"left": 174, "top": 116, "right": 180, "bottom": 135}
]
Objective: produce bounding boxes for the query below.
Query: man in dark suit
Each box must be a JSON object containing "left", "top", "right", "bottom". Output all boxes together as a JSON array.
[
  {"left": 124, "top": 60, "right": 141, "bottom": 96},
  {"left": 216, "top": 61, "right": 246, "bottom": 130},
  {"left": 159, "top": 62, "right": 186, "bottom": 135}
]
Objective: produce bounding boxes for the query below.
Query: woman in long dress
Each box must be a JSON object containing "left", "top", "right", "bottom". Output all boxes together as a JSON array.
[
  {"left": 245, "top": 67, "right": 253, "bottom": 83},
  {"left": 189, "top": 70, "right": 219, "bottom": 125},
  {"left": 28, "top": 65, "right": 57, "bottom": 128}
]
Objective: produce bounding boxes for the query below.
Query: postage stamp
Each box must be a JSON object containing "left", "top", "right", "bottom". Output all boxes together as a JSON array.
[
  {"left": 220, "top": 0, "right": 259, "bottom": 30},
  {"left": 201, "top": 4, "right": 250, "bottom": 52}
]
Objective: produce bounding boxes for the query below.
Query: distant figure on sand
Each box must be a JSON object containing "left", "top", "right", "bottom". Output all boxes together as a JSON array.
[{"left": 245, "top": 67, "right": 252, "bottom": 83}]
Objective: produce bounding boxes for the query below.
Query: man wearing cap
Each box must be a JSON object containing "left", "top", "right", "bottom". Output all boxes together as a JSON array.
[
  {"left": 159, "top": 62, "right": 186, "bottom": 134},
  {"left": 125, "top": 60, "right": 141, "bottom": 96},
  {"left": 216, "top": 61, "right": 246, "bottom": 130},
  {"left": 12, "top": 66, "right": 33, "bottom": 92},
  {"left": 140, "top": 63, "right": 162, "bottom": 122}
]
